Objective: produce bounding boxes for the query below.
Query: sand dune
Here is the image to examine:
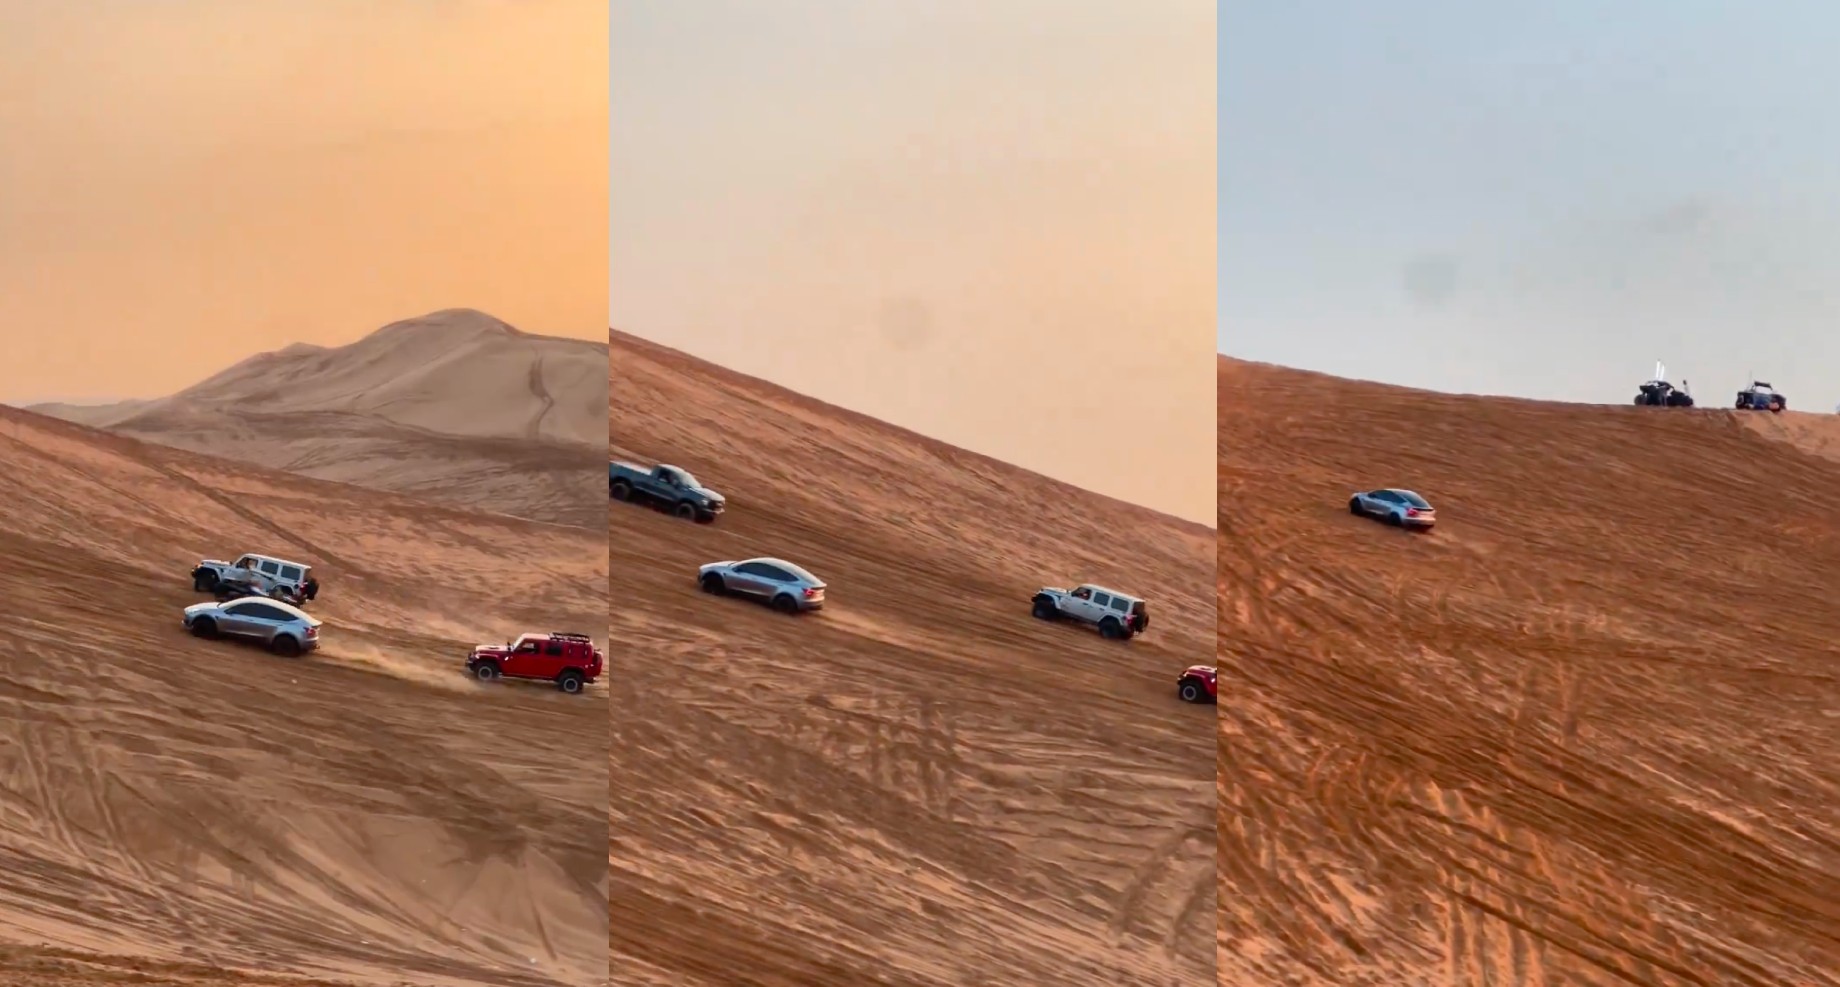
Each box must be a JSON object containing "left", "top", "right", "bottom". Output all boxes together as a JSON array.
[
  {"left": 26, "top": 310, "right": 607, "bottom": 528},
  {"left": 608, "top": 330, "right": 1216, "bottom": 985},
  {"left": 0, "top": 406, "right": 606, "bottom": 986},
  {"left": 1217, "top": 357, "right": 1840, "bottom": 986}
]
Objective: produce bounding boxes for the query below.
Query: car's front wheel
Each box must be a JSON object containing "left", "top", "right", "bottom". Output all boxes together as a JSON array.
[
  {"left": 700, "top": 573, "right": 726, "bottom": 595},
  {"left": 1179, "top": 680, "right": 1203, "bottom": 703},
  {"left": 474, "top": 662, "right": 500, "bottom": 683},
  {"left": 1032, "top": 598, "right": 1058, "bottom": 620},
  {"left": 191, "top": 617, "right": 218, "bottom": 639}
]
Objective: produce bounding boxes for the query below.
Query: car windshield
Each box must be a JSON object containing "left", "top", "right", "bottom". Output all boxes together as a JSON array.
[
  {"left": 1395, "top": 491, "right": 1431, "bottom": 508},
  {"left": 671, "top": 469, "right": 699, "bottom": 488}
]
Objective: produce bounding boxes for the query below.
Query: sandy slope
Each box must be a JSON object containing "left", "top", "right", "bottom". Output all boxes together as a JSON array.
[
  {"left": 608, "top": 330, "right": 1216, "bottom": 986},
  {"left": 0, "top": 406, "right": 607, "bottom": 986},
  {"left": 26, "top": 310, "right": 607, "bottom": 528},
  {"left": 1217, "top": 357, "right": 1840, "bottom": 987}
]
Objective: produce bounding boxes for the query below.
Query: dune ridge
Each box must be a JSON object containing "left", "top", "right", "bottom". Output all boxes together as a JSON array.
[{"left": 27, "top": 309, "right": 607, "bottom": 528}]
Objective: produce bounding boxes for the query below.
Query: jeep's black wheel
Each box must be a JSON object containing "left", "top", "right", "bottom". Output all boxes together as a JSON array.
[
  {"left": 700, "top": 573, "right": 726, "bottom": 595},
  {"left": 1099, "top": 618, "right": 1123, "bottom": 640},
  {"left": 271, "top": 635, "right": 301, "bottom": 658},
  {"left": 673, "top": 501, "right": 698, "bottom": 520},
  {"left": 557, "top": 670, "right": 585, "bottom": 694},
  {"left": 1032, "top": 598, "right": 1057, "bottom": 620},
  {"left": 194, "top": 570, "right": 219, "bottom": 592},
  {"left": 1179, "top": 680, "right": 1203, "bottom": 703},
  {"left": 191, "top": 617, "right": 218, "bottom": 639},
  {"left": 610, "top": 480, "right": 633, "bottom": 501},
  {"left": 474, "top": 663, "right": 500, "bottom": 683},
  {"left": 772, "top": 594, "right": 799, "bottom": 614}
]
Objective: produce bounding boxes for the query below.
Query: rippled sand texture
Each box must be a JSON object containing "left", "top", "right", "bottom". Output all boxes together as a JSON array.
[
  {"left": 1218, "top": 357, "right": 1840, "bottom": 987},
  {"left": 0, "top": 405, "right": 606, "bottom": 986},
  {"left": 609, "top": 331, "right": 1216, "bottom": 986}
]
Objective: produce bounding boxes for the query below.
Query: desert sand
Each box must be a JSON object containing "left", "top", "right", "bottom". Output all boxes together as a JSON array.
[
  {"left": 28, "top": 309, "right": 607, "bottom": 529},
  {"left": 607, "top": 330, "right": 1216, "bottom": 986},
  {"left": 1217, "top": 357, "right": 1840, "bottom": 986},
  {"left": 0, "top": 389, "right": 606, "bottom": 979}
]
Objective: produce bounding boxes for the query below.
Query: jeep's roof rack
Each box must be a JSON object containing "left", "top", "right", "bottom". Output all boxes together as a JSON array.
[{"left": 549, "top": 632, "right": 592, "bottom": 642}]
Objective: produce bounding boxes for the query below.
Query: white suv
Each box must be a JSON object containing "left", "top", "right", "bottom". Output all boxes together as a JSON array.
[
  {"left": 1031, "top": 583, "right": 1150, "bottom": 640},
  {"left": 191, "top": 553, "right": 319, "bottom": 604}
]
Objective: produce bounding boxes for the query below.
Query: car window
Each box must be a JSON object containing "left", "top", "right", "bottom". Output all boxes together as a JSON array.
[
  {"left": 1093, "top": 592, "right": 1112, "bottom": 608},
  {"left": 1109, "top": 597, "right": 1129, "bottom": 612},
  {"left": 675, "top": 470, "right": 699, "bottom": 488},
  {"left": 232, "top": 603, "right": 285, "bottom": 621},
  {"left": 280, "top": 565, "right": 301, "bottom": 581},
  {"left": 1399, "top": 491, "right": 1431, "bottom": 508},
  {"left": 735, "top": 562, "right": 768, "bottom": 577},
  {"left": 756, "top": 565, "right": 793, "bottom": 582},
  {"left": 259, "top": 561, "right": 281, "bottom": 576},
  {"left": 1370, "top": 491, "right": 1395, "bottom": 503},
  {"left": 545, "top": 642, "right": 562, "bottom": 656}
]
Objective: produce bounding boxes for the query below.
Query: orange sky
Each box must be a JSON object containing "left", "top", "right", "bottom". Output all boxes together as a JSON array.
[
  {"left": 0, "top": 1, "right": 607, "bottom": 403},
  {"left": 611, "top": 3, "right": 1217, "bottom": 525}
]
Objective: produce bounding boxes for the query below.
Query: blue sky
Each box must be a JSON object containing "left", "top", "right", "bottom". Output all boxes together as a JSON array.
[{"left": 1221, "top": 2, "right": 1840, "bottom": 408}]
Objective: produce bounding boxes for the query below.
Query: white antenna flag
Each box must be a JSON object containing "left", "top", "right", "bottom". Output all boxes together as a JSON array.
[{"left": 1654, "top": 360, "right": 1666, "bottom": 382}]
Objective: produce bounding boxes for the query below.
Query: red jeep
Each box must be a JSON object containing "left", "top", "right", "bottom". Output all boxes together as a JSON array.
[
  {"left": 1177, "top": 664, "right": 1217, "bottom": 704},
  {"left": 466, "top": 632, "right": 603, "bottom": 694}
]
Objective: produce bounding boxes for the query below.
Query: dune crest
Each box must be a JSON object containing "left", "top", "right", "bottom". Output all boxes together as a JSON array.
[{"left": 29, "top": 310, "right": 608, "bottom": 528}]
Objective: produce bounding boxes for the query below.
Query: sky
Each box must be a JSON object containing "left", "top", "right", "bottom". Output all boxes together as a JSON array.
[
  {"left": 611, "top": 2, "right": 1217, "bottom": 526},
  {"left": 1223, "top": 1, "right": 1840, "bottom": 411},
  {"left": 0, "top": 0, "right": 607, "bottom": 404}
]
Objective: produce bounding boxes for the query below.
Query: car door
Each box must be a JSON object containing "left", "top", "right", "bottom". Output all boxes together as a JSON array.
[
  {"left": 537, "top": 639, "right": 566, "bottom": 678},
  {"left": 730, "top": 562, "right": 772, "bottom": 597},
  {"left": 278, "top": 564, "right": 303, "bottom": 593},
  {"left": 216, "top": 600, "right": 258, "bottom": 636},
  {"left": 505, "top": 638, "right": 543, "bottom": 677},
  {"left": 255, "top": 560, "right": 283, "bottom": 591},
  {"left": 1090, "top": 591, "right": 1114, "bottom": 624}
]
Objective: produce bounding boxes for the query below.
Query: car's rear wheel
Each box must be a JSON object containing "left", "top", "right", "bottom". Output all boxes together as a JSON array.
[
  {"left": 610, "top": 480, "right": 633, "bottom": 501},
  {"left": 271, "top": 635, "right": 301, "bottom": 657},
  {"left": 474, "top": 663, "right": 500, "bottom": 683},
  {"left": 191, "top": 617, "right": 217, "bottom": 639},
  {"left": 1032, "top": 598, "right": 1058, "bottom": 620},
  {"left": 1100, "top": 617, "right": 1124, "bottom": 640},
  {"left": 1386, "top": 511, "right": 1404, "bottom": 526},
  {"left": 700, "top": 573, "right": 726, "bottom": 594},
  {"left": 772, "top": 594, "right": 799, "bottom": 614},
  {"left": 557, "top": 670, "right": 585, "bottom": 694}
]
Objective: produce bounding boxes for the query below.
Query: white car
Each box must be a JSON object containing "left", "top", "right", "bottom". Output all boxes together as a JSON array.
[
  {"left": 191, "top": 553, "right": 319, "bottom": 604},
  {"left": 1348, "top": 488, "right": 1436, "bottom": 529},
  {"left": 1031, "top": 584, "right": 1150, "bottom": 640},
  {"left": 183, "top": 596, "right": 322, "bottom": 657}
]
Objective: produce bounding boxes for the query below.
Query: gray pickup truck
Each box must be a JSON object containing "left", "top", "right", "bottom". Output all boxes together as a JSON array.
[{"left": 608, "top": 461, "right": 726, "bottom": 523}]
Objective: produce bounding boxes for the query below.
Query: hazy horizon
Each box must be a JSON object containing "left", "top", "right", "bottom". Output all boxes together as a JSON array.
[
  {"left": 1223, "top": 3, "right": 1840, "bottom": 412},
  {"left": 612, "top": 2, "right": 1216, "bottom": 525},
  {"left": 1, "top": 2, "right": 607, "bottom": 404}
]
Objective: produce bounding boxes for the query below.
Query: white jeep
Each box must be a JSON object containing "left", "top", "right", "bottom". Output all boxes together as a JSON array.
[
  {"left": 1031, "top": 583, "right": 1150, "bottom": 640},
  {"left": 191, "top": 553, "right": 319, "bottom": 605}
]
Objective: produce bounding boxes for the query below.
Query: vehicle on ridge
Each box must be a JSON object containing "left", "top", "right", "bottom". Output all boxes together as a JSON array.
[
  {"left": 1634, "top": 379, "right": 1693, "bottom": 407},
  {"left": 1735, "top": 381, "right": 1786, "bottom": 412},
  {"left": 1031, "top": 584, "right": 1150, "bottom": 640},
  {"left": 466, "top": 632, "right": 603, "bottom": 694},
  {"left": 698, "top": 557, "right": 826, "bottom": 613},
  {"left": 1349, "top": 488, "right": 1436, "bottom": 530},
  {"left": 1178, "top": 665, "right": 1217, "bottom": 704},
  {"left": 609, "top": 461, "right": 726, "bottom": 522},
  {"left": 183, "top": 596, "right": 321, "bottom": 657},
  {"left": 192, "top": 553, "right": 319, "bottom": 604}
]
